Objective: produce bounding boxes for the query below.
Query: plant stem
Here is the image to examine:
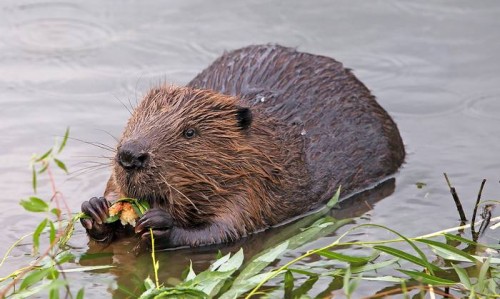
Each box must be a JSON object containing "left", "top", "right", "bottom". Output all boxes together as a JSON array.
[
  {"left": 471, "top": 179, "right": 487, "bottom": 239},
  {"left": 150, "top": 228, "right": 160, "bottom": 289},
  {"left": 443, "top": 173, "right": 467, "bottom": 222}
]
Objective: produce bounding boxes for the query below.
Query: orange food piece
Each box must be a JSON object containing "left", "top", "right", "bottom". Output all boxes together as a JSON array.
[
  {"left": 108, "top": 201, "right": 139, "bottom": 227},
  {"left": 120, "top": 202, "right": 139, "bottom": 226},
  {"left": 108, "top": 202, "right": 123, "bottom": 216}
]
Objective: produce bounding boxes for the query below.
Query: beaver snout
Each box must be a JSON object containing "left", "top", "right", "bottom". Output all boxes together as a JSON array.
[{"left": 117, "top": 140, "right": 150, "bottom": 171}]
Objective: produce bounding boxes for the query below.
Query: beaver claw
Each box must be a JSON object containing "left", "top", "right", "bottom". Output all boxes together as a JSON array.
[
  {"left": 81, "top": 197, "right": 113, "bottom": 241},
  {"left": 135, "top": 208, "right": 173, "bottom": 233},
  {"left": 135, "top": 208, "right": 173, "bottom": 248}
]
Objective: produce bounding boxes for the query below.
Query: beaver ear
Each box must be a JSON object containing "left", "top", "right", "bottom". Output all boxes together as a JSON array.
[{"left": 236, "top": 106, "right": 252, "bottom": 130}]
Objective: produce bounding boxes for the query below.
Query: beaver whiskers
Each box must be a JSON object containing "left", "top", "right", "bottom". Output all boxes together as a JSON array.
[{"left": 158, "top": 172, "right": 200, "bottom": 213}]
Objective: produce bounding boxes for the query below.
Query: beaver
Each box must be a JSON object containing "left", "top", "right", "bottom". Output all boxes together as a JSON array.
[{"left": 81, "top": 44, "right": 405, "bottom": 249}]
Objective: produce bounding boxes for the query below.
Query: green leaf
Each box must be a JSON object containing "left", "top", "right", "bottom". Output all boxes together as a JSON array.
[
  {"left": 224, "top": 218, "right": 351, "bottom": 299},
  {"left": 49, "top": 288, "right": 59, "bottom": 299},
  {"left": 138, "top": 287, "right": 208, "bottom": 299},
  {"left": 33, "top": 219, "right": 48, "bottom": 254},
  {"left": 38, "top": 162, "right": 49, "bottom": 174},
  {"left": 51, "top": 208, "right": 61, "bottom": 218},
  {"left": 347, "top": 276, "right": 360, "bottom": 297},
  {"left": 105, "top": 215, "right": 120, "bottom": 223},
  {"left": 327, "top": 186, "right": 341, "bottom": 208},
  {"left": 219, "top": 271, "right": 285, "bottom": 299},
  {"left": 58, "top": 128, "right": 70, "bottom": 154},
  {"left": 316, "top": 249, "right": 374, "bottom": 266},
  {"left": 49, "top": 221, "right": 56, "bottom": 245},
  {"left": 185, "top": 261, "right": 197, "bottom": 282},
  {"left": 20, "top": 197, "right": 49, "bottom": 212},
  {"left": 20, "top": 268, "right": 51, "bottom": 290},
  {"left": 373, "top": 245, "right": 442, "bottom": 272},
  {"left": 290, "top": 271, "right": 318, "bottom": 298},
  {"left": 209, "top": 252, "right": 231, "bottom": 271},
  {"left": 364, "top": 224, "right": 437, "bottom": 276},
  {"left": 476, "top": 257, "right": 491, "bottom": 293},
  {"left": 135, "top": 200, "right": 150, "bottom": 215},
  {"left": 342, "top": 266, "right": 352, "bottom": 297},
  {"left": 219, "top": 241, "right": 288, "bottom": 299},
  {"left": 218, "top": 248, "right": 244, "bottom": 272},
  {"left": 359, "top": 276, "right": 404, "bottom": 283},
  {"left": 233, "top": 241, "right": 289, "bottom": 285},
  {"left": 444, "top": 233, "right": 500, "bottom": 250},
  {"left": 32, "top": 166, "right": 37, "bottom": 194},
  {"left": 288, "top": 217, "right": 352, "bottom": 250},
  {"left": 350, "top": 258, "right": 399, "bottom": 274},
  {"left": 35, "top": 149, "right": 53, "bottom": 162},
  {"left": 183, "top": 249, "right": 244, "bottom": 297},
  {"left": 76, "top": 288, "right": 84, "bottom": 299},
  {"left": 59, "top": 265, "right": 114, "bottom": 273},
  {"left": 53, "top": 158, "right": 68, "bottom": 173},
  {"left": 398, "top": 269, "right": 456, "bottom": 285},
  {"left": 183, "top": 271, "right": 234, "bottom": 298},
  {"left": 143, "top": 277, "right": 156, "bottom": 291},
  {"left": 284, "top": 270, "right": 294, "bottom": 298},
  {"left": 288, "top": 268, "right": 317, "bottom": 277},
  {"left": 55, "top": 251, "right": 75, "bottom": 264},
  {"left": 47, "top": 268, "right": 59, "bottom": 280},
  {"left": 131, "top": 204, "right": 142, "bottom": 217},
  {"left": 416, "top": 239, "right": 477, "bottom": 262},
  {"left": 451, "top": 264, "right": 471, "bottom": 289}
]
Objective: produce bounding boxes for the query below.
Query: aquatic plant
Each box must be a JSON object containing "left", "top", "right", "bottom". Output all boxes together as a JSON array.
[
  {"left": 138, "top": 186, "right": 500, "bottom": 298},
  {"left": 0, "top": 131, "right": 498, "bottom": 298},
  {"left": 0, "top": 129, "right": 110, "bottom": 299}
]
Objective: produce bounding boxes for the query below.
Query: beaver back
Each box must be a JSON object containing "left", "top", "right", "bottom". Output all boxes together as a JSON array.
[{"left": 188, "top": 44, "right": 405, "bottom": 204}]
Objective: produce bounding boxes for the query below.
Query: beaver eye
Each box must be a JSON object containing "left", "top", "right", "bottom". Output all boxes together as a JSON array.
[{"left": 184, "top": 128, "right": 196, "bottom": 139}]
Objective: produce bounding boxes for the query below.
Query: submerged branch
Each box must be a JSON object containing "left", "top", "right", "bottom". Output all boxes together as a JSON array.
[{"left": 443, "top": 173, "right": 467, "bottom": 223}]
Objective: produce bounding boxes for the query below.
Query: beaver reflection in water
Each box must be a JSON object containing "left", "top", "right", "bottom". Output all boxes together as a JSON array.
[{"left": 81, "top": 44, "right": 405, "bottom": 249}]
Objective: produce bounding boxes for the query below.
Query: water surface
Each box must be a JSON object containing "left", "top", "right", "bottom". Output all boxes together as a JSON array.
[{"left": 1, "top": 0, "right": 499, "bottom": 297}]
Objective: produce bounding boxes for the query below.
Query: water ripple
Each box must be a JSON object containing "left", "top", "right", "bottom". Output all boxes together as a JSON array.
[
  {"left": 13, "top": 18, "right": 111, "bottom": 52},
  {"left": 465, "top": 94, "right": 500, "bottom": 120},
  {"left": 4, "top": 1, "right": 112, "bottom": 54}
]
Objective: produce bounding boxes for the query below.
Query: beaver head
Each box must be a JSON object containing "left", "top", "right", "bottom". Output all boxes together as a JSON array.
[{"left": 112, "top": 85, "right": 309, "bottom": 231}]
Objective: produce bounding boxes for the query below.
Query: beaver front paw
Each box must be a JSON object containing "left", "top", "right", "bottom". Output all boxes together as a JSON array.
[
  {"left": 135, "top": 208, "right": 174, "bottom": 249},
  {"left": 81, "top": 197, "right": 114, "bottom": 242}
]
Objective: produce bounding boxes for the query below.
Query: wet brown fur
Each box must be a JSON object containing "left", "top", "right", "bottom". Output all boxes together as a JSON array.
[{"left": 100, "top": 44, "right": 405, "bottom": 247}]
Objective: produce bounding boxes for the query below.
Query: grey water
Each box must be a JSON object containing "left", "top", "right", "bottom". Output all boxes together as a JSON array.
[{"left": 1, "top": 0, "right": 499, "bottom": 297}]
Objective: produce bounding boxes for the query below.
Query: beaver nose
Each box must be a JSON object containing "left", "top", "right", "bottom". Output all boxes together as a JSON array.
[{"left": 117, "top": 141, "right": 150, "bottom": 171}]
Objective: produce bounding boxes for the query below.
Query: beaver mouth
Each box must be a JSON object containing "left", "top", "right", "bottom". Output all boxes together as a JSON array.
[
  {"left": 113, "top": 161, "right": 164, "bottom": 201},
  {"left": 124, "top": 182, "right": 170, "bottom": 206}
]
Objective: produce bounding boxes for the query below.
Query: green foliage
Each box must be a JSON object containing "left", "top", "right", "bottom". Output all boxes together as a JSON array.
[
  {"left": 20, "top": 197, "right": 49, "bottom": 213},
  {"left": 136, "top": 205, "right": 500, "bottom": 298},
  {"left": 373, "top": 245, "right": 442, "bottom": 272},
  {"left": 33, "top": 219, "right": 48, "bottom": 254},
  {"left": 0, "top": 128, "right": 113, "bottom": 298},
  {"left": 53, "top": 158, "right": 68, "bottom": 173}
]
